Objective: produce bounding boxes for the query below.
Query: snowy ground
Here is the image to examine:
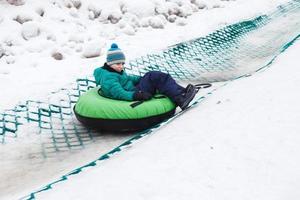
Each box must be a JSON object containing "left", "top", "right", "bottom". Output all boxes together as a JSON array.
[
  {"left": 37, "top": 40, "right": 300, "bottom": 200},
  {"left": 1, "top": 0, "right": 299, "bottom": 199}
]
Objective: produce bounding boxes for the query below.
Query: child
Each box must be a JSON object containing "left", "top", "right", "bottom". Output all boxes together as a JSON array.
[{"left": 93, "top": 43, "right": 197, "bottom": 110}]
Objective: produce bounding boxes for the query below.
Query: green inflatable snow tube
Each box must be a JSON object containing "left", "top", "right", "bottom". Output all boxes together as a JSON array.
[{"left": 74, "top": 87, "right": 176, "bottom": 132}]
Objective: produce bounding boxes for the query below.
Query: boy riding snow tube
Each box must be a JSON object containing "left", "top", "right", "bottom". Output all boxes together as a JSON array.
[{"left": 74, "top": 43, "right": 200, "bottom": 132}]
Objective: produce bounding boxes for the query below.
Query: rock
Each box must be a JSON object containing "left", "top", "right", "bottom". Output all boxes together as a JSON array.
[
  {"left": 21, "top": 22, "right": 40, "bottom": 40},
  {"left": 52, "top": 52, "right": 63, "bottom": 60},
  {"left": 155, "top": 4, "right": 168, "bottom": 16},
  {"left": 123, "top": 13, "right": 140, "bottom": 28},
  {"left": 108, "top": 10, "right": 122, "bottom": 24},
  {"left": 46, "top": 34, "right": 56, "bottom": 41},
  {"left": 71, "top": 0, "right": 81, "bottom": 9},
  {"left": 168, "top": 15, "right": 177, "bottom": 23},
  {"left": 179, "top": 4, "right": 194, "bottom": 17},
  {"left": 191, "top": 4, "right": 199, "bottom": 12},
  {"left": 6, "top": 0, "right": 25, "bottom": 6},
  {"left": 191, "top": 0, "right": 207, "bottom": 9},
  {"left": 88, "top": 11, "right": 95, "bottom": 20},
  {"left": 212, "top": 4, "right": 222, "bottom": 9},
  {"left": 119, "top": 2, "right": 127, "bottom": 14},
  {"left": 5, "top": 55, "right": 15, "bottom": 64},
  {"left": 166, "top": 2, "right": 180, "bottom": 16},
  {"left": 36, "top": 8, "right": 45, "bottom": 17},
  {"left": 63, "top": 0, "right": 73, "bottom": 8},
  {"left": 99, "top": 9, "right": 122, "bottom": 24},
  {"left": 14, "top": 14, "right": 33, "bottom": 24},
  {"left": 87, "top": 4, "right": 101, "bottom": 18},
  {"left": 3, "top": 37, "right": 22, "bottom": 47},
  {"left": 0, "top": 45, "right": 5, "bottom": 58},
  {"left": 98, "top": 10, "right": 109, "bottom": 23}
]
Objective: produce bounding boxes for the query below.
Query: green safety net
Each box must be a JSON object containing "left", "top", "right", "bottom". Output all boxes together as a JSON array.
[{"left": 1, "top": 0, "right": 300, "bottom": 158}]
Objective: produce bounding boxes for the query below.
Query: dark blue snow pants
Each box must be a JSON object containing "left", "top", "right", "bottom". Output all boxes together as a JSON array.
[{"left": 135, "top": 71, "right": 185, "bottom": 101}]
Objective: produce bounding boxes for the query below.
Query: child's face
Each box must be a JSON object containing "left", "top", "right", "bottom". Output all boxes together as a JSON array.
[{"left": 110, "top": 63, "right": 124, "bottom": 72}]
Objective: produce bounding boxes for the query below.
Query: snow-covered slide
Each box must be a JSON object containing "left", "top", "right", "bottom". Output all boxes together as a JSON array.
[{"left": 0, "top": 1, "right": 300, "bottom": 199}]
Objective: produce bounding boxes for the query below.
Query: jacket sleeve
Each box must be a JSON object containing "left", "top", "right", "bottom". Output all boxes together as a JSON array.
[
  {"left": 127, "top": 74, "right": 141, "bottom": 85},
  {"left": 104, "top": 76, "right": 135, "bottom": 101},
  {"left": 93, "top": 68, "right": 101, "bottom": 86}
]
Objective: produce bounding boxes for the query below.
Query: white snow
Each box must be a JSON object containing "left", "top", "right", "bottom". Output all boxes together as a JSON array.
[
  {"left": 82, "top": 39, "right": 105, "bottom": 58},
  {"left": 120, "top": 0, "right": 156, "bottom": 18},
  {"left": 149, "top": 16, "right": 165, "bottom": 28},
  {"left": 1, "top": 0, "right": 299, "bottom": 199},
  {"left": 0, "top": 0, "right": 289, "bottom": 108},
  {"left": 37, "top": 37, "right": 300, "bottom": 200},
  {"left": 176, "top": 17, "right": 187, "bottom": 26}
]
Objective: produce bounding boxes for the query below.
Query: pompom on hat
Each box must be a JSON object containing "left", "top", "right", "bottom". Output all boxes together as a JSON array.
[{"left": 106, "top": 43, "right": 126, "bottom": 65}]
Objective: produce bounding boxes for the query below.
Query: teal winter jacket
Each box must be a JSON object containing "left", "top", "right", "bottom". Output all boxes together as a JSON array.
[{"left": 93, "top": 63, "right": 141, "bottom": 101}]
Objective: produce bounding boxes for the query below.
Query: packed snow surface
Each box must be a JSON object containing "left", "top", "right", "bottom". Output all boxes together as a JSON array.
[{"left": 36, "top": 39, "right": 300, "bottom": 200}]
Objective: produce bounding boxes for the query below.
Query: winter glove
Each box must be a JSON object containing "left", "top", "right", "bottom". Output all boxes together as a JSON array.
[{"left": 133, "top": 91, "right": 152, "bottom": 101}]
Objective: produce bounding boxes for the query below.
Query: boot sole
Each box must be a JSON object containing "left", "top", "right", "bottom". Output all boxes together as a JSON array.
[{"left": 180, "top": 88, "right": 197, "bottom": 110}]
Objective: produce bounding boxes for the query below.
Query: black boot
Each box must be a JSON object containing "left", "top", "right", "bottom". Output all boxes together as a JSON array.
[
  {"left": 184, "top": 84, "right": 194, "bottom": 93},
  {"left": 175, "top": 84, "right": 197, "bottom": 110}
]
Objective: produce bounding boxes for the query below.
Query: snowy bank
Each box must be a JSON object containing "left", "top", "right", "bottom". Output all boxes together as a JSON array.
[{"left": 0, "top": 0, "right": 289, "bottom": 109}]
